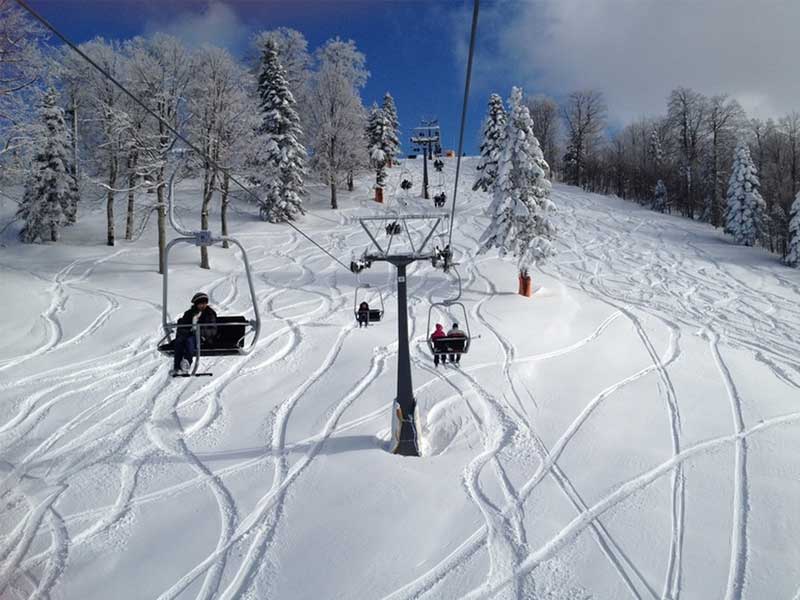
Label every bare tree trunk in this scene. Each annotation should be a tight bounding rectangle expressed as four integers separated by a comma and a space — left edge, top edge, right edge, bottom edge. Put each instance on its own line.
107, 155, 118, 246
221, 172, 230, 249
347, 170, 354, 191
125, 151, 138, 240
330, 179, 337, 209
711, 130, 719, 226
72, 94, 79, 183
157, 165, 166, 275
200, 165, 216, 269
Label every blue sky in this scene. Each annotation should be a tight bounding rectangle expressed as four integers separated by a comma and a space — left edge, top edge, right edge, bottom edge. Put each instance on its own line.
29, 0, 800, 152
32, 0, 493, 155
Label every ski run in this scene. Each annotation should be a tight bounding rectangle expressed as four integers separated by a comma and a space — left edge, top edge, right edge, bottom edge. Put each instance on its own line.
2, 157, 800, 599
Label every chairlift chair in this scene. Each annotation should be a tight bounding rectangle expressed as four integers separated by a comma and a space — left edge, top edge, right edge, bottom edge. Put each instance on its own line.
354, 283, 385, 325
427, 302, 471, 357
157, 166, 261, 377
426, 267, 471, 357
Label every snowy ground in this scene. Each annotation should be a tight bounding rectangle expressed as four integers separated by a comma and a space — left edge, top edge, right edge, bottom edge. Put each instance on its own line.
1, 158, 800, 600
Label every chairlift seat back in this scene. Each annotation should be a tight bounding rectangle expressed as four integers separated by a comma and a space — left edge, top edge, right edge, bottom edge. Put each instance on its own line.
356, 309, 383, 323
431, 335, 470, 355
158, 316, 248, 356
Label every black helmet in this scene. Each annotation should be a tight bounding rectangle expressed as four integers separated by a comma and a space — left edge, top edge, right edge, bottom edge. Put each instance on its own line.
192, 292, 209, 306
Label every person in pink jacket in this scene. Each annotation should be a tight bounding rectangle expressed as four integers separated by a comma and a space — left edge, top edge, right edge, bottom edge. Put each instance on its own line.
430, 323, 447, 367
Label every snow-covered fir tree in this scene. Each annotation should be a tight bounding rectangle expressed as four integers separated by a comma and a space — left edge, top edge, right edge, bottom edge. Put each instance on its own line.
478, 87, 556, 277
787, 192, 800, 267
653, 180, 668, 213
16, 88, 79, 243
649, 128, 664, 168
366, 104, 390, 188
256, 40, 307, 222
381, 92, 400, 165
473, 93, 507, 192
724, 140, 766, 247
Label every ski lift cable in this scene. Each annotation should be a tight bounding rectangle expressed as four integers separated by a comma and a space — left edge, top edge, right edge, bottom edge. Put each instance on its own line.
14, 0, 351, 273
447, 0, 480, 249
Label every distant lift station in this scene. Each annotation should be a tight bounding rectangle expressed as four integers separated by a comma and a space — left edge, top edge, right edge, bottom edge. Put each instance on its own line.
411, 119, 442, 200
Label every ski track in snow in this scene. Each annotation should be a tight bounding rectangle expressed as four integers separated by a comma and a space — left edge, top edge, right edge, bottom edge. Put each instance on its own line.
2, 163, 799, 599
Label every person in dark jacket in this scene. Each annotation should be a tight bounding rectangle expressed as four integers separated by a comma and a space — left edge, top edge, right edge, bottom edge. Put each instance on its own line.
447, 322, 466, 364
357, 301, 370, 328
172, 292, 217, 375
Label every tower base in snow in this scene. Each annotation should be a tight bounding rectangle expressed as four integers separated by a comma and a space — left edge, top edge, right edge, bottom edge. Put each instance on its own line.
391, 400, 420, 457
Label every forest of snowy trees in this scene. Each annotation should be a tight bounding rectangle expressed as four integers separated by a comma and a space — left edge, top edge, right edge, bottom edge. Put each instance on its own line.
534, 86, 800, 265
0, 1, 400, 265
3, 0, 799, 269
476, 84, 800, 268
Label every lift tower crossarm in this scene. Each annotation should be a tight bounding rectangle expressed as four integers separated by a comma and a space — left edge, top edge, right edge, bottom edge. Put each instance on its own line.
354, 214, 448, 456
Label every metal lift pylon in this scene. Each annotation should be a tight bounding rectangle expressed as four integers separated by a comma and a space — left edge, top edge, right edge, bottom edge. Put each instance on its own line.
351, 213, 450, 456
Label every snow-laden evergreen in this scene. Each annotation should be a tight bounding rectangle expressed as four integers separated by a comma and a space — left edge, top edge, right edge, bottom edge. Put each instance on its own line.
366, 104, 391, 188
649, 128, 664, 167
16, 88, 79, 243
724, 140, 766, 247
256, 40, 307, 222
788, 192, 800, 267
473, 93, 507, 192
381, 92, 401, 164
653, 179, 668, 213
478, 87, 555, 276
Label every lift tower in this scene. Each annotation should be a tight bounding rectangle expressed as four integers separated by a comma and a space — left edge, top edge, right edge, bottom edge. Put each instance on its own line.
352, 213, 449, 456
411, 120, 442, 200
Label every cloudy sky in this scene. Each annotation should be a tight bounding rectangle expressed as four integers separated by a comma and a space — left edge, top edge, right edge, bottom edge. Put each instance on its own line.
470, 0, 800, 128
30, 0, 800, 149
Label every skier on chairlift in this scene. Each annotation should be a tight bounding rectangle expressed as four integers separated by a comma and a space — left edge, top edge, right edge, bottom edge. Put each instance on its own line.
171, 292, 217, 376
430, 323, 448, 367
357, 301, 370, 328
448, 322, 466, 365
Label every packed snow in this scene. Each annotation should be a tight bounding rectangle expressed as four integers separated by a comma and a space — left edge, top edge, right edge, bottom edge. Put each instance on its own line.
1, 158, 800, 599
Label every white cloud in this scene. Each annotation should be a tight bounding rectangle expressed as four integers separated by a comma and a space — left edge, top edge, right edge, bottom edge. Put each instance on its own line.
480, 0, 800, 124
145, 1, 249, 51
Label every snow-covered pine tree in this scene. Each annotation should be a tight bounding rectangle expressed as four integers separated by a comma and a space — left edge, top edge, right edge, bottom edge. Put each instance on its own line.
473, 93, 506, 192
653, 180, 668, 213
478, 87, 556, 282
366, 104, 390, 188
787, 192, 800, 267
382, 92, 400, 166
724, 140, 766, 247
256, 40, 307, 222
649, 128, 664, 168
16, 88, 79, 243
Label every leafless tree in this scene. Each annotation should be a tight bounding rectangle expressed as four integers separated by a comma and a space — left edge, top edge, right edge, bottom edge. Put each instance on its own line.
704, 94, 745, 226
561, 90, 607, 187
667, 87, 708, 218
524, 94, 560, 176
126, 34, 194, 273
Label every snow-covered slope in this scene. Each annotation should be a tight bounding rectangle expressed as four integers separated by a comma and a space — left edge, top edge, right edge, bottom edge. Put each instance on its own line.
1, 158, 799, 599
